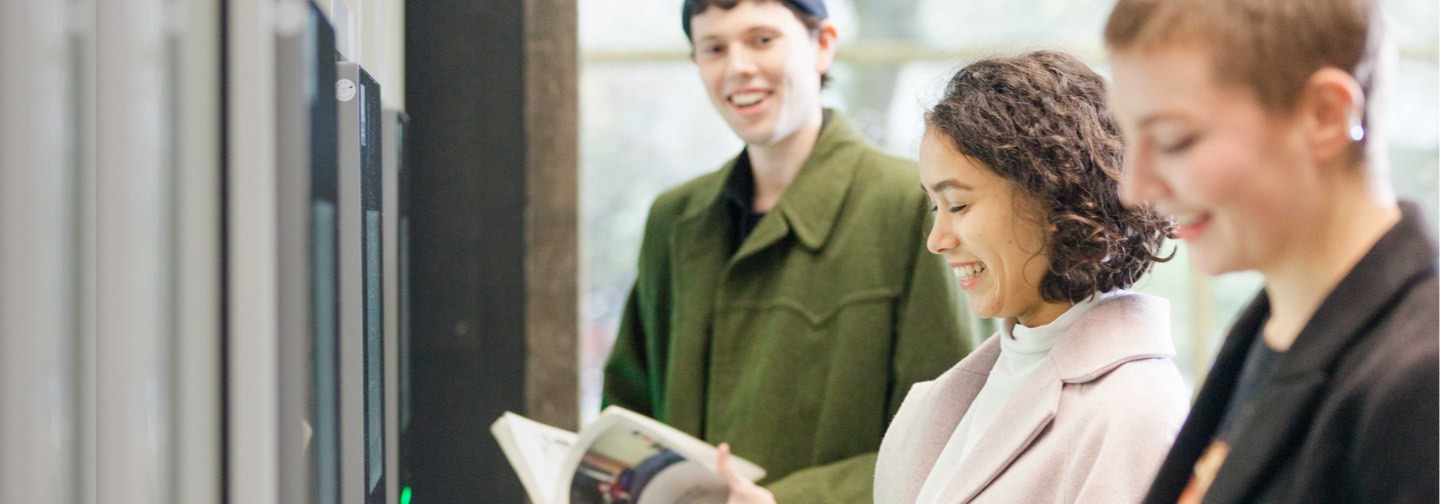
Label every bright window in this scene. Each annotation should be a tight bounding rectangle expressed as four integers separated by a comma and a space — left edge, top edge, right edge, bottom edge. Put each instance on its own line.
579, 0, 1440, 420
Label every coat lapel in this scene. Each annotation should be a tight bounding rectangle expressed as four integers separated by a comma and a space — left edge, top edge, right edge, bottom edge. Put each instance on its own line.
730, 112, 864, 264
902, 338, 1002, 496
728, 209, 791, 267
943, 361, 1062, 504
1203, 204, 1439, 503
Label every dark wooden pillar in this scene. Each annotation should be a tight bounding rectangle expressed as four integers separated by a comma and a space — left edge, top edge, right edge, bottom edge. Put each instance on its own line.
404, 0, 577, 500
523, 0, 580, 429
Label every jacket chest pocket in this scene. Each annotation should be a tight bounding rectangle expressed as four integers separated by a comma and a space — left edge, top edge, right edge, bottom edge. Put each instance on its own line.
719, 288, 896, 330
704, 289, 899, 432
710, 289, 898, 370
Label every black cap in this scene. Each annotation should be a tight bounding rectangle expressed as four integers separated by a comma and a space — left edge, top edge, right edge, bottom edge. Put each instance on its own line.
682, 0, 829, 40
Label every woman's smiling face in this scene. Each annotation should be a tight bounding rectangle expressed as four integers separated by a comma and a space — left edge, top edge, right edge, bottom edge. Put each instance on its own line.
920, 127, 1068, 327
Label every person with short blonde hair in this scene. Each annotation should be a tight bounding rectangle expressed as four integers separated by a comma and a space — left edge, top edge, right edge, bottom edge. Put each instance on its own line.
1104, 0, 1438, 502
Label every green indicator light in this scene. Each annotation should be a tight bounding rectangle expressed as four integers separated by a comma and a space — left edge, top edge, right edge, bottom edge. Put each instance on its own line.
401, 486, 412, 504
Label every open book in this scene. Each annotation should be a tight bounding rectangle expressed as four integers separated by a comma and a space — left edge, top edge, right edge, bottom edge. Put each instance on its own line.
490, 406, 766, 504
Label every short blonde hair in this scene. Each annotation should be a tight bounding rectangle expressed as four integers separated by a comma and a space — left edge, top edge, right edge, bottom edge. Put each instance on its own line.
1105, 0, 1389, 156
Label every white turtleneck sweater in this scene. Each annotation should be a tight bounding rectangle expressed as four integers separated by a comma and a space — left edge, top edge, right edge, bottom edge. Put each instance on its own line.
913, 291, 1121, 504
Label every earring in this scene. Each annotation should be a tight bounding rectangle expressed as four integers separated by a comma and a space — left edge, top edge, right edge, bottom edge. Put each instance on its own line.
1348, 122, 1365, 142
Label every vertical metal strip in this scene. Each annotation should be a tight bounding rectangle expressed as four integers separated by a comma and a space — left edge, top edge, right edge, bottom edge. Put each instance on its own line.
336, 61, 366, 504
95, 0, 175, 500
226, 0, 280, 502
72, 1, 99, 502
172, 0, 223, 501
381, 108, 401, 504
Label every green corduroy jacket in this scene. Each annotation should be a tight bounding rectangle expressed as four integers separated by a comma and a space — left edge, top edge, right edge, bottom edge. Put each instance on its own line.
603, 112, 990, 502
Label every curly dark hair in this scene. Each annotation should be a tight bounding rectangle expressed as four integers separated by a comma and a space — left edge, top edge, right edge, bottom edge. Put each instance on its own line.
926, 50, 1173, 303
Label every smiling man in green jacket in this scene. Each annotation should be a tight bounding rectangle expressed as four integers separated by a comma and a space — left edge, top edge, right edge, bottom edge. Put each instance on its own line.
601, 0, 988, 501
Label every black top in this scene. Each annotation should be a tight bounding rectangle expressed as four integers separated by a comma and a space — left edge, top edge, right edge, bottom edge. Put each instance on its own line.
1143, 202, 1440, 504
722, 153, 766, 254
1214, 330, 1282, 438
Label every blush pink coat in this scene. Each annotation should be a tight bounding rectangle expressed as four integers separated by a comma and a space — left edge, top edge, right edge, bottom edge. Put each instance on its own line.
874, 293, 1190, 504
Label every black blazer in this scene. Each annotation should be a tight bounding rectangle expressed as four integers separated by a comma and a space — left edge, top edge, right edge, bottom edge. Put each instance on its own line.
1145, 202, 1439, 504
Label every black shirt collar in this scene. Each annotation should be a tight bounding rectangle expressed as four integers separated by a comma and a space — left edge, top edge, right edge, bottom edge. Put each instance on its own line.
721, 110, 835, 252
722, 153, 764, 253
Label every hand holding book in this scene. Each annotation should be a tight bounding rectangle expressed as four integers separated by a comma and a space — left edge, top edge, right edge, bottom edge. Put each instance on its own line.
716, 443, 776, 504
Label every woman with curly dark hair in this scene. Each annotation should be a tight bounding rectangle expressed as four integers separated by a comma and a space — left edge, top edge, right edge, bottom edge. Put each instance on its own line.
865, 50, 1189, 504
717, 50, 1189, 504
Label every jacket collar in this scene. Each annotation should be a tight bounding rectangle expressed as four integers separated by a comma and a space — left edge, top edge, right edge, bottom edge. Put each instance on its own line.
939, 292, 1174, 503
677, 110, 867, 258
1201, 201, 1439, 503
955, 293, 1175, 379
1051, 293, 1176, 383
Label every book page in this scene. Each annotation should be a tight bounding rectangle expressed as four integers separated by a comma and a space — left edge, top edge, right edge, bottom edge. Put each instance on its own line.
492, 412, 578, 504
605, 407, 765, 481
558, 407, 765, 504
565, 421, 728, 504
